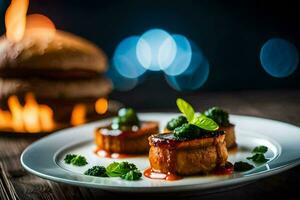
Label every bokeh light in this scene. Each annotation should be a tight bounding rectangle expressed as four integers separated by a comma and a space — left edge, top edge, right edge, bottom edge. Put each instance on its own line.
106, 63, 138, 91
260, 38, 299, 78
95, 98, 108, 114
163, 34, 192, 76
136, 29, 177, 71
113, 36, 146, 78
110, 29, 211, 92
165, 41, 209, 91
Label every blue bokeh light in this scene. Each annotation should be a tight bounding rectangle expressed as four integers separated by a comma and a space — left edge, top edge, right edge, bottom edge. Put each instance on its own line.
163, 34, 192, 76
106, 63, 138, 91
165, 41, 209, 91
260, 38, 299, 78
136, 29, 177, 71
110, 29, 212, 91
113, 36, 146, 78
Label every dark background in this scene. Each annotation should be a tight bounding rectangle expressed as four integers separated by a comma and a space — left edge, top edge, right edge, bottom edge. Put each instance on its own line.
0, 0, 299, 108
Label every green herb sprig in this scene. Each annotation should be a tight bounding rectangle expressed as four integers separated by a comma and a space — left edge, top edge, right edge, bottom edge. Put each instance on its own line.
64, 154, 76, 164
121, 169, 142, 181
234, 145, 269, 172
84, 166, 107, 177
166, 116, 188, 131
64, 154, 88, 166
106, 162, 142, 180
84, 162, 142, 181
204, 107, 230, 126
106, 161, 137, 177
112, 108, 140, 130
247, 145, 269, 163
252, 146, 268, 154
176, 98, 219, 131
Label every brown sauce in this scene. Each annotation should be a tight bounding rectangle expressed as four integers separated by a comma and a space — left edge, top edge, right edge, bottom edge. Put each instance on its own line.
151, 131, 225, 147
144, 162, 233, 181
213, 162, 234, 175
143, 167, 182, 181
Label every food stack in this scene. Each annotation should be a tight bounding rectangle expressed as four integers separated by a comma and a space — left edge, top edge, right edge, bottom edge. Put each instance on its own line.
0, 30, 113, 129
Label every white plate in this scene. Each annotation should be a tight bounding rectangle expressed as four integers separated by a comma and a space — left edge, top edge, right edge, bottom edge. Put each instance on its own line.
21, 113, 300, 193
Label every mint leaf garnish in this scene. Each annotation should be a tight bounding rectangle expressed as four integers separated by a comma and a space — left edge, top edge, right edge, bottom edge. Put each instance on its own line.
106, 162, 138, 177
175, 98, 219, 131
190, 113, 219, 131
176, 98, 195, 122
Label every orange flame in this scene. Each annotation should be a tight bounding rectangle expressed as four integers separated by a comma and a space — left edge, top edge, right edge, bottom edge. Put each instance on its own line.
0, 109, 12, 129
1, 95, 108, 132
5, 0, 56, 42
8, 95, 24, 131
5, 0, 29, 42
39, 105, 55, 132
0, 93, 56, 133
95, 98, 108, 114
22, 93, 42, 133
71, 104, 87, 126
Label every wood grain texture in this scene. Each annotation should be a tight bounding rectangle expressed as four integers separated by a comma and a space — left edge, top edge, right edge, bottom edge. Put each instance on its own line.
0, 89, 299, 200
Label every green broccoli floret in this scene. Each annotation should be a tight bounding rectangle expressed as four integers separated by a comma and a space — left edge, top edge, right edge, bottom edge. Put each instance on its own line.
173, 123, 201, 140
71, 155, 88, 166
64, 154, 76, 164
111, 108, 140, 130
121, 169, 142, 181
84, 166, 107, 177
64, 154, 88, 166
106, 162, 142, 180
204, 107, 230, 126
106, 161, 138, 177
82, 161, 142, 181
166, 116, 188, 130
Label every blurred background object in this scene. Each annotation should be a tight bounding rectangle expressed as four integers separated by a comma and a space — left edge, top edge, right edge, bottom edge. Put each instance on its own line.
0, 0, 299, 113
0, 0, 122, 134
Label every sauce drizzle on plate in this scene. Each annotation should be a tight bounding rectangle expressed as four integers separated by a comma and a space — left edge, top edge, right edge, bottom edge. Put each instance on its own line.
144, 167, 182, 181
144, 162, 233, 181
213, 162, 234, 175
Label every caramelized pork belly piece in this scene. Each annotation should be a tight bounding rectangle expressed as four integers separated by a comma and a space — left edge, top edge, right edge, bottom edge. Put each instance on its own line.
148, 132, 228, 175
219, 124, 236, 149
95, 121, 159, 154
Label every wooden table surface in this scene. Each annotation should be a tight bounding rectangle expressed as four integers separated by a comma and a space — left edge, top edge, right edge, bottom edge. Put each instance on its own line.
1, 89, 300, 200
